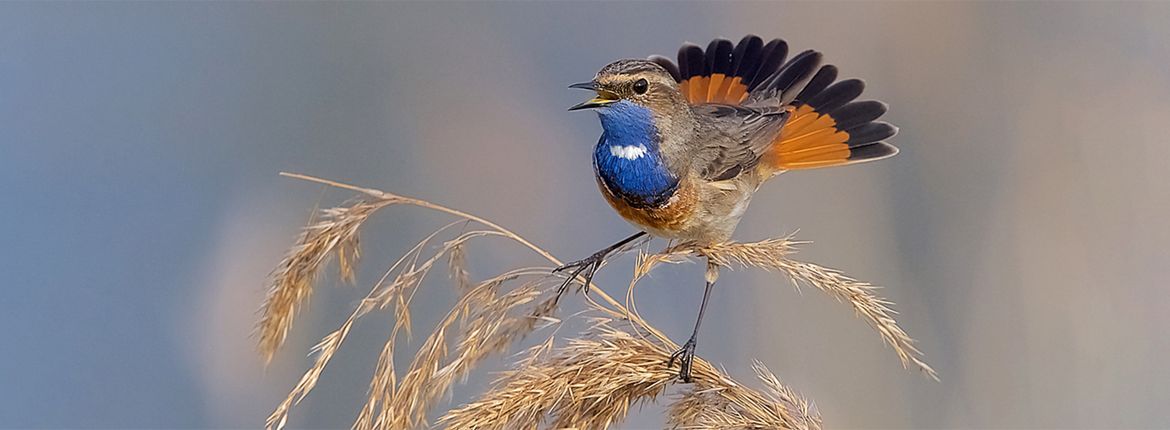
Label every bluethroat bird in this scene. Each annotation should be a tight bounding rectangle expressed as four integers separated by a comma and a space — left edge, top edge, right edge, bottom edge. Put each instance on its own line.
557, 35, 898, 382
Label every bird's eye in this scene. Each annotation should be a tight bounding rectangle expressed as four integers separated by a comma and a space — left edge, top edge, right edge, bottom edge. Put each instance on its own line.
633, 78, 648, 95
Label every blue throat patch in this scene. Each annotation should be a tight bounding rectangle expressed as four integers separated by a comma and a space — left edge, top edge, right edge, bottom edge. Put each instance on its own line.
593, 100, 678, 208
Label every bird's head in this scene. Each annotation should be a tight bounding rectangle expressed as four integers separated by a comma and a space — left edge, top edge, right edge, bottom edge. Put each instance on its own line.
569, 59, 690, 114
570, 59, 694, 143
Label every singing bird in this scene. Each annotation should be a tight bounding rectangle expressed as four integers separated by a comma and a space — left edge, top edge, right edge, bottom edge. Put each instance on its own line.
557, 35, 898, 382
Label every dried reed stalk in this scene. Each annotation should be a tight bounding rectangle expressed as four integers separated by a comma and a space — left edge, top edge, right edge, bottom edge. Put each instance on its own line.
641, 237, 938, 381
258, 172, 933, 430
258, 197, 398, 364
666, 360, 819, 430
439, 319, 820, 430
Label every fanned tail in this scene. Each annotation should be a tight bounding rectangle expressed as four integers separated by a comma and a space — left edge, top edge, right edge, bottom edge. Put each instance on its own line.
649, 35, 899, 175
760, 66, 898, 173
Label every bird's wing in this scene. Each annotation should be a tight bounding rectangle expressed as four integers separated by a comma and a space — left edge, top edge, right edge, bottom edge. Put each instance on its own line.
690, 103, 788, 182
651, 35, 899, 174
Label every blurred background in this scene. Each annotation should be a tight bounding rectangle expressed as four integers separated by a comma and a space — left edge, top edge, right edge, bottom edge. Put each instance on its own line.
3, 2, 1169, 428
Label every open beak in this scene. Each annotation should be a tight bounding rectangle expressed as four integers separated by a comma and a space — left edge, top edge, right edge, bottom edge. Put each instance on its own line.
568, 81, 618, 111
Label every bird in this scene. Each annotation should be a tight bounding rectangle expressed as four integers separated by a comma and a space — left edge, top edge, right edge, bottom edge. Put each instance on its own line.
556, 35, 899, 382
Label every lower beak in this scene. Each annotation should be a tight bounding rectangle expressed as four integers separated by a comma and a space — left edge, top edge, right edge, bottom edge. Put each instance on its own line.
568, 81, 618, 111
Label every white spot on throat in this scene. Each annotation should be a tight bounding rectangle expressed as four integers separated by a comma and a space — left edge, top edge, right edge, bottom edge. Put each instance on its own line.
609, 144, 648, 160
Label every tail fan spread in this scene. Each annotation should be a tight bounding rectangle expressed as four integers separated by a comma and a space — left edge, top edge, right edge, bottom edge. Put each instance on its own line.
651, 35, 899, 173
650, 36, 797, 105
762, 76, 898, 171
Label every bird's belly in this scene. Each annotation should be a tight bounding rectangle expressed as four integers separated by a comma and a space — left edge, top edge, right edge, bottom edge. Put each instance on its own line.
598, 175, 693, 238
598, 177, 750, 244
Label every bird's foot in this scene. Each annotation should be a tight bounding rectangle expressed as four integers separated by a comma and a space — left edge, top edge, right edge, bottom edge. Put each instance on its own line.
667, 337, 698, 383
552, 249, 608, 298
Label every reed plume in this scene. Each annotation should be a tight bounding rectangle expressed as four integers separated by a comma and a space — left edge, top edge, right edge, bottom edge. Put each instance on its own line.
257, 172, 934, 429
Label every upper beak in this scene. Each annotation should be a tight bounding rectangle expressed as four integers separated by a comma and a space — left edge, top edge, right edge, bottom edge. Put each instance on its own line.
568, 81, 618, 111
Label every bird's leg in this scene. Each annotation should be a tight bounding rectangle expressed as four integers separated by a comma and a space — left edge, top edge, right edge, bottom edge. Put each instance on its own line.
552, 231, 647, 298
668, 258, 719, 383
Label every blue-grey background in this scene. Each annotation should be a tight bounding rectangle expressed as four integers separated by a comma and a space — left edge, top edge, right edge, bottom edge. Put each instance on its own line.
3, 2, 1169, 428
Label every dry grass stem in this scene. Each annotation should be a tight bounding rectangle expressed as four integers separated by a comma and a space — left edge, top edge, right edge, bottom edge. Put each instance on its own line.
666, 361, 820, 430
259, 172, 933, 430
439, 319, 821, 430
258, 197, 398, 364
642, 237, 939, 381
356, 269, 560, 430
266, 220, 468, 429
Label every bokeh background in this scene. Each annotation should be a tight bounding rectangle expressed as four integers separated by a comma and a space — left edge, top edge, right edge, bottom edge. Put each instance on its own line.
4, 2, 1169, 428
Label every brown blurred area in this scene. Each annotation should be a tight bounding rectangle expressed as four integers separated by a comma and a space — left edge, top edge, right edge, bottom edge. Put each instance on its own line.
4, 2, 1168, 428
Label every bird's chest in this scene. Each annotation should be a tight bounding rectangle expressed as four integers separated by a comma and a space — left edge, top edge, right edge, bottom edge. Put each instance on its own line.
592, 106, 679, 208
593, 132, 696, 236
591, 101, 697, 236
593, 140, 678, 207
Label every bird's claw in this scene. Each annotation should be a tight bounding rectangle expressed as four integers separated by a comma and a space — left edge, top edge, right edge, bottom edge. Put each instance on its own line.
667, 338, 698, 383
552, 250, 607, 297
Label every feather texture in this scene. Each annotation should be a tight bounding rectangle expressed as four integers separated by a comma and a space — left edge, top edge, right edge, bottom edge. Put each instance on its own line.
649, 35, 898, 173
